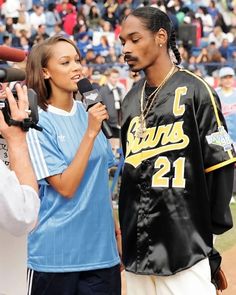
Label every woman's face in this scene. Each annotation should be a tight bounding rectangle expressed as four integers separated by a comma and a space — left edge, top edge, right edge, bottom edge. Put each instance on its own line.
43, 41, 82, 94
119, 15, 160, 73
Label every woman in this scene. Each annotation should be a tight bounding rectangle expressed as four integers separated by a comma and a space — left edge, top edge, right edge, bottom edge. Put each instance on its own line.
25, 35, 121, 295
118, 6, 235, 295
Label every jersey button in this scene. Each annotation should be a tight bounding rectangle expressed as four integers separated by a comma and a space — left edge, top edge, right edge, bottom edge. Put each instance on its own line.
141, 182, 148, 190
141, 160, 151, 170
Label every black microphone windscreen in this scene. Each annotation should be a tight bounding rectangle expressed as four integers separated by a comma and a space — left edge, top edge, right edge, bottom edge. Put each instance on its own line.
77, 78, 93, 94
0, 46, 26, 62
0, 67, 26, 82
77, 78, 113, 139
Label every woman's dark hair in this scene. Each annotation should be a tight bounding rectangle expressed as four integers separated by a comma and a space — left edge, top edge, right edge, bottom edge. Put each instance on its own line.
129, 7, 181, 65
26, 35, 81, 111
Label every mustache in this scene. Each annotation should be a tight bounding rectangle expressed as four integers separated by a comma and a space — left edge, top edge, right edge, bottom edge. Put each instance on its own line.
124, 54, 138, 62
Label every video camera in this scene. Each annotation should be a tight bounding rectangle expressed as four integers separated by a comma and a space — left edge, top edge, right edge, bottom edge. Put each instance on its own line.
0, 88, 42, 132
0, 67, 42, 132
0, 46, 42, 132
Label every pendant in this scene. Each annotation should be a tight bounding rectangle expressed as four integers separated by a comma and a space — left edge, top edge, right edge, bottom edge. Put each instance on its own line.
135, 116, 146, 138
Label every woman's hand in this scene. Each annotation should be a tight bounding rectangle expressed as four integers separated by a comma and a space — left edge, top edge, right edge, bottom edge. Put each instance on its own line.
86, 102, 109, 138
115, 227, 125, 271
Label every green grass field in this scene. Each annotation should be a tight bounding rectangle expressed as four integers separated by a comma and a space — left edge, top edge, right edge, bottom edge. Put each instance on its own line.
215, 203, 236, 253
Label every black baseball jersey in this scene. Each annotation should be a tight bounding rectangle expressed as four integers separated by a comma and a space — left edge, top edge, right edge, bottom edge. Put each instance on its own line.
119, 68, 236, 276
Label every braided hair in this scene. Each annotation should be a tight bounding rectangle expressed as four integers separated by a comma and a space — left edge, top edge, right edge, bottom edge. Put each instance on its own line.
130, 7, 181, 65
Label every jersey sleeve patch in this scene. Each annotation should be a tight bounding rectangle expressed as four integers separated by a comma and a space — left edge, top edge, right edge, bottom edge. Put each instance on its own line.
206, 126, 233, 152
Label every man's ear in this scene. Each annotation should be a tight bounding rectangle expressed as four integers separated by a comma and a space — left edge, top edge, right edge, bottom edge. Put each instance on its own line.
42, 68, 50, 79
155, 28, 168, 47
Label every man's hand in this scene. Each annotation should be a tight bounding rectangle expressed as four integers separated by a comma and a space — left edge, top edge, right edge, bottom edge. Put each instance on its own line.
0, 84, 29, 142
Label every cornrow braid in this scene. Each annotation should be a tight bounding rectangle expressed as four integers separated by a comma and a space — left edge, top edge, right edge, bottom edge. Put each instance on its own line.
169, 29, 181, 65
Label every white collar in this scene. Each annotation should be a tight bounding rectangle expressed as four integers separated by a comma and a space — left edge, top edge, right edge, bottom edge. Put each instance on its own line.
47, 100, 77, 116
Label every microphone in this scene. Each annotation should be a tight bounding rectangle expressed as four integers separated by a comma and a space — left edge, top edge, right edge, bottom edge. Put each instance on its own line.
0, 67, 26, 82
0, 46, 26, 62
77, 78, 113, 139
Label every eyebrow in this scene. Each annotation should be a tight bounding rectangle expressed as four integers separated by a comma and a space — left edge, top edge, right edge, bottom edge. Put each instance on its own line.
119, 32, 140, 41
58, 54, 80, 59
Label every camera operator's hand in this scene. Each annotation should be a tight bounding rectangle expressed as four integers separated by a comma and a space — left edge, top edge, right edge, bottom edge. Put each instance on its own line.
0, 83, 39, 236
0, 83, 38, 191
0, 84, 29, 142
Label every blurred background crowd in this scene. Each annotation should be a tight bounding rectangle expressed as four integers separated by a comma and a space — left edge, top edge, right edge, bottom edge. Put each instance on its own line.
0, 0, 236, 200
0, 0, 235, 88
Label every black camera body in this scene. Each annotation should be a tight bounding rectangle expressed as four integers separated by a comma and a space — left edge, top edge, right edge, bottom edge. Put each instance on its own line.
0, 88, 42, 132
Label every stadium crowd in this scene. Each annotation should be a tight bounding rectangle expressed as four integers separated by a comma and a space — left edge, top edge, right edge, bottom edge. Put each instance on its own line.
0, 0, 235, 88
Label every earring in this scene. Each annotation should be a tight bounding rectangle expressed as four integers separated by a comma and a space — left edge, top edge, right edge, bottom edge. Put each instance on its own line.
159, 44, 163, 48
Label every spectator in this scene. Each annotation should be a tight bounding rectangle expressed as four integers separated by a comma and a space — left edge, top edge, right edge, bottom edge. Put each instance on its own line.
29, 4, 46, 33
1, 0, 21, 23
76, 32, 92, 58
207, 0, 219, 23
82, 0, 98, 17
13, 9, 31, 39
195, 5, 214, 37
178, 44, 189, 67
103, 4, 117, 29
89, 68, 104, 89
208, 26, 227, 48
195, 46, 211, 64
206, 41, 224, 75
45, 2, 61, 36
117, 0, 135, 20
63, 6, 77, 36
56, 0, 73, 21
216, 66, 236, 202
214, 11, 229, 34
99, 68, 125, 153
228, 4, 236, 29
0, 21, 5, 44
94, 53, 106, 65
5, 16, 14, 35
219, 38, 235, 60
51, 22, 68, 37
106, 46, 118, 64
93, 34, 110, 58
18, 33, 30, 51
84, 48, 96, 64
29, 24, 49, 48
216, 67, 236, 145
87, 5, 102, 30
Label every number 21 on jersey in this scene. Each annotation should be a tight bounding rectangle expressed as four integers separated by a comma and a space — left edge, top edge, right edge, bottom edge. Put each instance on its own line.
152, 156, 186, 188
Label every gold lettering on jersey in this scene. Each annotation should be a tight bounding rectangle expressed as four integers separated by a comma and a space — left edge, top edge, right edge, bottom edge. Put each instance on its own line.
173, 86, 187, 116
125, 117, 189, 168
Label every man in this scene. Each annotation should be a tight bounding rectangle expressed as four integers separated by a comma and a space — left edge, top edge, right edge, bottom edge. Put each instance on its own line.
118, 6, 235, 295
99, 68, 126, 153
216, 66, 236, 146
0, 83, 39, 295
216, 66, 236, 202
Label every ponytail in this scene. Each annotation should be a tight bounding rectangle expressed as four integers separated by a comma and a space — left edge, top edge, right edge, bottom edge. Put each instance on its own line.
169, 30, 181, 65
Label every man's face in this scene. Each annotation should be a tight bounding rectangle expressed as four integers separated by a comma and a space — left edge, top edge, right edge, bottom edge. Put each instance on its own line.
221, 75, 234, 89
108, 73, 119, 87
119, 15, 160, 73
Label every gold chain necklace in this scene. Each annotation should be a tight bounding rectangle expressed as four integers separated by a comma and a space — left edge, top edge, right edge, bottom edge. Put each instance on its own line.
135, 65, 176, 138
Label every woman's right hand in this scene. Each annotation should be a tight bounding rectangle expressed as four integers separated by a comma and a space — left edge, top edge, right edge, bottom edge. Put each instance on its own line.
86, 102, 109, 138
